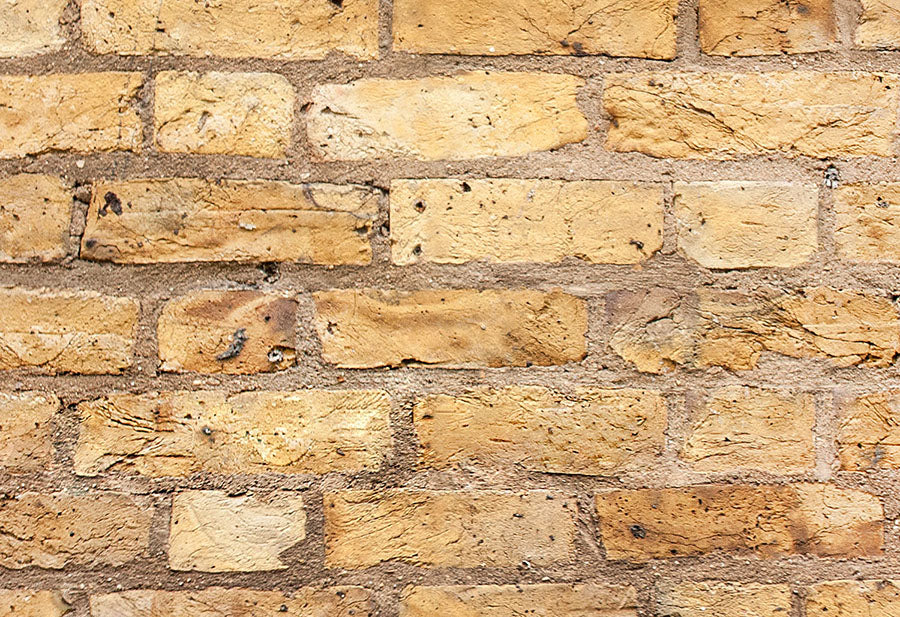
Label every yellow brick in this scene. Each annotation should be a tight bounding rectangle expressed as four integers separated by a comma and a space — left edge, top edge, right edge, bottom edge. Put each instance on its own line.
82, 0, 378, 59
657, 582, 792, 617
0, 287, 138, 374
0, 492, 152, 569
699, 0, 836, 55
604, 72, 898, 159
401, 584, 637, 617
391, 179, 663, 265
0, 0, 68, 56
168, 491, 306, 572
325, 490, 576, 568
0, 392, 58, 472
81, 178, 377, 264
607, 287, 900, 373
393, 0, 677, 58
75, 390, 391, 476
0, 590, 69, 617
314, 289, 587, 368
834, 184, 900, 262
808, 580, 900, 617
157, 290, 297, 374
0, 175, 71, 263
154, 71, 293, 158
595, 483, 882, 561
414, 386, 665, 475
856, 0, 900, 49
681, 386, 815, 472
837, 391, 900, 470
0, 73, 142, 159
308, 72, 587, 161
674, 181, 818, 268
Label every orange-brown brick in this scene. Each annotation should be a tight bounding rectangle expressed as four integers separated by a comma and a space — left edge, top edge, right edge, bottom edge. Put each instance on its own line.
325, 490, 576, 568
313, 289, 587, 368
0, 590, 69, 617
856, 0, 900, 49
657, 582, 792, 617
595, 483, 883, 561
0, 392, 58, 472
807, 580, 900, 617
0, 0, 68, 56
834, 184, 900, 263
0, 175, 71, 263
837, 390, 900, 470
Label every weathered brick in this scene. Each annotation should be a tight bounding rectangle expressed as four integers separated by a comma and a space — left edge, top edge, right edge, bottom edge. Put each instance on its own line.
81, 179, 378, 265
314, 289, 587, 368
674, 181, 818, 268
92, 587, 370, 617
837, 391, 900, 470
681, 386, 815, 473
401, 584, 637, 617
0, 590, 69, 617
657, 582, 792, 617
0, 0, 67, 57
698, 0, 836, 56
0, 392, 58, 472
325, 490, 576, 567
157, 290, 297, 374
0, 73, 142, 159
834, 184, 900, 262
0, 288, 138, 374
82, 0, 378, 59
607, 287, 900, 373
308, 72, 587, 161
168, 491, 306, 572
393, 0, 677, 58
75, 390, 391, 476
856, 0, 900, 49
0, 175, 71, 263
604, 72, 898, 159
391, 179, 663, 265
0, 492, 152, 569
414, 386, 665, 475
807, 580, 900, 617
595, 483, 883, 561
154, 71, 293, 158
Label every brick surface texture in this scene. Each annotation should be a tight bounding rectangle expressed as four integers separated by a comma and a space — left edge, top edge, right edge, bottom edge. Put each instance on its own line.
1, 1, 899, 615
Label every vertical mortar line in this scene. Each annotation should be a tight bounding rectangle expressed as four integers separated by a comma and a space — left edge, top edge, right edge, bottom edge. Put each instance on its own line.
369, 185, 393, 267
290, 79, 313, 175
813, 388, 838, 482
378, 0, 393, 59
386, 389, 421, 488
834, 0, 863, 48
133, 292, 163, 380
661, 179, 678, 257
678, 0, 702, 64
818, 165, 840, 270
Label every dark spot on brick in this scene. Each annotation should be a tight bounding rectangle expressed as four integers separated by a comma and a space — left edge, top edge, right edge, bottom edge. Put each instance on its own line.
461, 182, 472, 192
216, 328, 248, 361
414, 201, 426, 212
84, 239, 97, 249
630, 239, 644, 250
329, 0, 343, 7
100, 192, 122, 216
630, 524, 647, 539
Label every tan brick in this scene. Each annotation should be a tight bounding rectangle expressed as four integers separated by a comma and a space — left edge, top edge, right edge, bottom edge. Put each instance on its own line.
75, 390, 391, 476
325, 490, 576, 568
699, 0, 836, 56
308, 72, 587, 161
314, 289, 587, 368
674, 182, 818, 268
0, 392, 58, 472
595, 483, 883, 561
837, 391, 900, 470
0, 73, 142, 159
834, 184, 900, 263
414, 386, 665, 475
393, 0, 677, 58
158, 290, 296, 374
81, 179, 378, 265
604, 72, 898, 159
0, 175, 71, 263
92, 587, 369, 617
657, 582, 792, 617
0, 492, 152, 569
82, 0, 378, 59
0, 288, 138, 374
607, 287, 900, 373
856, 0, 900, 49
0, 0, 67, 57
401, 584, 637, 617
391, 179, 663, 265
154, 71, 293, 158
681, 386, 815, 473
0, 590, 70, 617
168, 490, 306, 572
808, 580, 900, 617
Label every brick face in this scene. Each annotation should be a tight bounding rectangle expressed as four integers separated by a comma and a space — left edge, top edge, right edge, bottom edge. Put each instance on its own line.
834, 184, 900, 262
856, 0, 900, 49
0, 392, 58, 472
657, 582, 792, 617
807, 580, 900, 617
0, 175, 71, 263
837, 391, 900, 470
0, 590, 69, 617
0, 0, 67, 57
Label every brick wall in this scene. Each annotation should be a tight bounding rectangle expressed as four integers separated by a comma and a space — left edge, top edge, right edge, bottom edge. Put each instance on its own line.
2, 1, 900, 616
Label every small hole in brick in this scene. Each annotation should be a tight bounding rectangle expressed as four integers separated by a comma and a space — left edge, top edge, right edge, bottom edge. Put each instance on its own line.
414, 201, 426, 212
